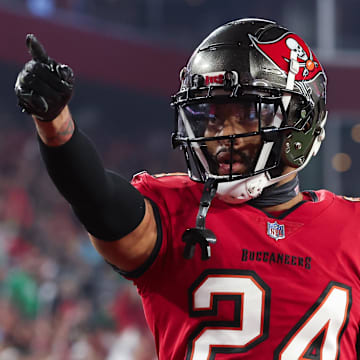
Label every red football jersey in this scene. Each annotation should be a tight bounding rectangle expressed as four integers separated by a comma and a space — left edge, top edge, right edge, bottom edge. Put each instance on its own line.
126, 172, 360, 360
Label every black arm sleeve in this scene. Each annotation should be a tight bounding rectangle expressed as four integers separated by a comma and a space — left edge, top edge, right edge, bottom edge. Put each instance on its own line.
38, 125, 145, 241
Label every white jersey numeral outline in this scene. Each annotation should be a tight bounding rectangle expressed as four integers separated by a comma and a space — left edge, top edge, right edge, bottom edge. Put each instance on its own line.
186, 270, 271, 359
274, 282, 351, 360
186, 270, 351, 360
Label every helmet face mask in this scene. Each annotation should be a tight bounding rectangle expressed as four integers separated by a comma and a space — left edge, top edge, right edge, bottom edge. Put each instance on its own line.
172, 18, 327, 199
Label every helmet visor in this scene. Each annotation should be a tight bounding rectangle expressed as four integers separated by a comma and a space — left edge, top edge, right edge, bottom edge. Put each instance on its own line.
179, 100, 278, 138
177, 99, 283, 178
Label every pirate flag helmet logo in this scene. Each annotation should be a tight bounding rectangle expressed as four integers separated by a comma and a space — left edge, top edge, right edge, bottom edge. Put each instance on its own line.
249, 32, 323, 83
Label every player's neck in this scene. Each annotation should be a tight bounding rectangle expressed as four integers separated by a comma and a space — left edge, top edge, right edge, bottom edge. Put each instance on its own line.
261, 191, 304, 213
248, 170, 301, 211
262, 168, 303, 213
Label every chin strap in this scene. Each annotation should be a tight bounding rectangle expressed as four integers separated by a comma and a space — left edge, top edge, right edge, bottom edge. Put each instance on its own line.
182, 178, 218, 260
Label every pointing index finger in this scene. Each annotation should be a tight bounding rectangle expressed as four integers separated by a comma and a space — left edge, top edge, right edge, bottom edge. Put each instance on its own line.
26, 34, 50, 64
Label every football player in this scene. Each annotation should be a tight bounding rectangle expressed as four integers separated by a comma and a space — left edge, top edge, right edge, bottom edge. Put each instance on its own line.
15, 18, 360, 359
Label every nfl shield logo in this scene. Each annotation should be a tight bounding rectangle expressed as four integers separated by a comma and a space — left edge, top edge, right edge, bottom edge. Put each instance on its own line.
267, 221, 285, 241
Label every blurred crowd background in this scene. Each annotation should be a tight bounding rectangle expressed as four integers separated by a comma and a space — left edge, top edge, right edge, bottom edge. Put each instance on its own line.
0, 0, 359, 359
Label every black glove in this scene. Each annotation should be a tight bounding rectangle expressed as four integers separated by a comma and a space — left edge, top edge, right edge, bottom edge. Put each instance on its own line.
14, 34, 74, 121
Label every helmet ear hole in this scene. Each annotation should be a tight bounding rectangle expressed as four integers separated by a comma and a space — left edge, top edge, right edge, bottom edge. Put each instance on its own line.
281, 102, 323, 169
303, 119, 312, 133
303, 104, 320, 134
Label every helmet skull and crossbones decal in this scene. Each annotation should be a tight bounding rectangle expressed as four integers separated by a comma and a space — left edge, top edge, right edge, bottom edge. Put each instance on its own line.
249, 32, 322, 82
285, 37, 319, 77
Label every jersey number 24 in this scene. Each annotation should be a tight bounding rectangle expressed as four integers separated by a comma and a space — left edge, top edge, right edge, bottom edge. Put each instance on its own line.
186, 269, 351, 360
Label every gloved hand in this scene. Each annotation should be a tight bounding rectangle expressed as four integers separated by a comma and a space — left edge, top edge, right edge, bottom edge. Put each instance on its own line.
14, 34, 74, 121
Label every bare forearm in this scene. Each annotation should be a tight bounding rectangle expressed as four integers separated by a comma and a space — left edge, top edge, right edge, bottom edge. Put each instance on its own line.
33, 106, 75, 147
